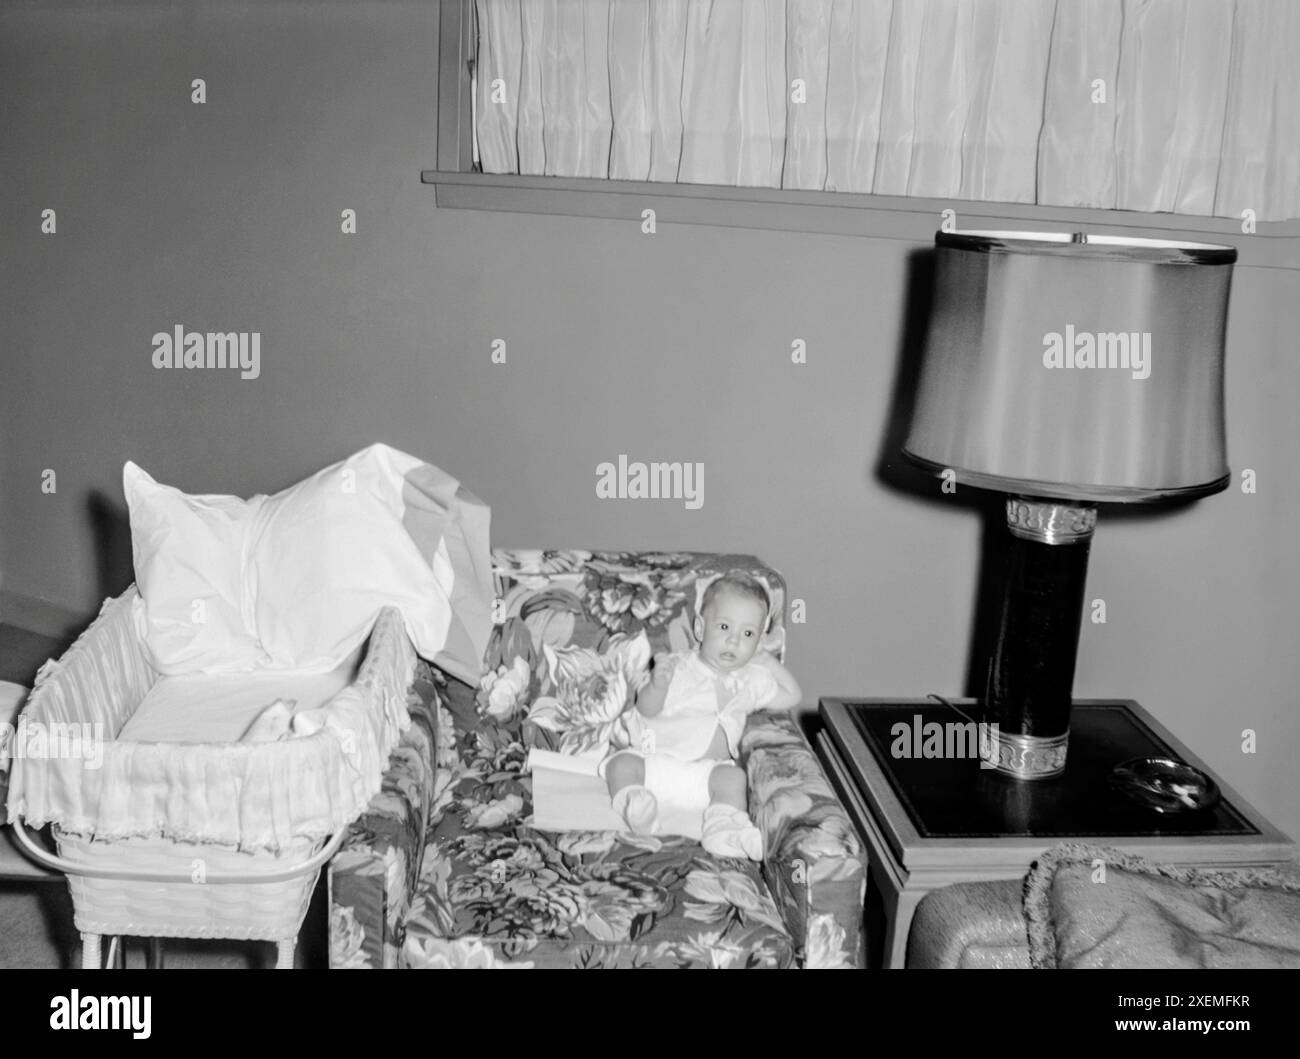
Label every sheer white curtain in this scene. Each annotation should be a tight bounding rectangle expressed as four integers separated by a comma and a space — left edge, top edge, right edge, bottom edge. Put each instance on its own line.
473, 0, 1300, 221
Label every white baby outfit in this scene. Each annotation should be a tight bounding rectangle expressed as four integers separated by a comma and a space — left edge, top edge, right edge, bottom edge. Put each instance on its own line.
637, 650, 780, 762
609, 650, 780, 857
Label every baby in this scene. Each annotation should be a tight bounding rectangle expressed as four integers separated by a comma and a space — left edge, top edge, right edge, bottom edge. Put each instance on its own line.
603, 572, 801, 859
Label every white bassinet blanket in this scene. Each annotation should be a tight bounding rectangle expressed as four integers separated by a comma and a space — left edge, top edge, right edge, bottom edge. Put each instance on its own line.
6, 592, 416, 852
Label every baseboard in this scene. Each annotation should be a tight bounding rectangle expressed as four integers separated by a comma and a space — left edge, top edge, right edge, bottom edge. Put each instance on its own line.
0, 590, 89, 641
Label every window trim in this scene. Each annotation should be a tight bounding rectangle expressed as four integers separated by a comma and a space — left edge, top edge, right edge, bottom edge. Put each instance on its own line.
436, 0, 474, 174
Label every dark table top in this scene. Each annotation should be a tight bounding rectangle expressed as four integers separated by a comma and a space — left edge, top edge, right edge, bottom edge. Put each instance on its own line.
823, 699, 1259, 841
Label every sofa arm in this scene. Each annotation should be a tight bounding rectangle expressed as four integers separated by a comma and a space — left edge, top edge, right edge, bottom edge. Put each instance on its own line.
328, 662, 441, 969
743, 710, 869, 968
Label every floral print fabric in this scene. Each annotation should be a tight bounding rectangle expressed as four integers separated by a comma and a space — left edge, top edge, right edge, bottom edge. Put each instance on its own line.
331, 550, 867, 968
328, 663, 441, 968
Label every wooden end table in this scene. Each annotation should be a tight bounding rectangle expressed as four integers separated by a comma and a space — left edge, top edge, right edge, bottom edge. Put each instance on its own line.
816, 697, 1295, 969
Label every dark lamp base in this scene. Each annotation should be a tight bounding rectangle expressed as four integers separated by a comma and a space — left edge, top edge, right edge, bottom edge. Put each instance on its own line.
984, 497, 1096, 780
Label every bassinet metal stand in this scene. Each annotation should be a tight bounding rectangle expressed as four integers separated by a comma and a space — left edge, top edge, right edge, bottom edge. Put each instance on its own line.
11, 821, 348, 969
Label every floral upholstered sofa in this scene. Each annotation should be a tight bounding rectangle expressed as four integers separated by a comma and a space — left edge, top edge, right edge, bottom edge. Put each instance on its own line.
328, 550, 867, 969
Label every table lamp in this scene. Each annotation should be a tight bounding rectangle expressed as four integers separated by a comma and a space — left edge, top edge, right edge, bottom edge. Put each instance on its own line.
902, 230, 1236, 780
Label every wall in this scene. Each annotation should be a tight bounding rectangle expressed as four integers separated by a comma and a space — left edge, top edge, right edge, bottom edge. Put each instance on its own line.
2, 1, 1297, 840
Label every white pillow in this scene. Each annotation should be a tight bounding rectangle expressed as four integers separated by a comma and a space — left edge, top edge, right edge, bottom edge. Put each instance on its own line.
123, 462, 267, 674
247, 445, 457, 671
125, 445, 466, 675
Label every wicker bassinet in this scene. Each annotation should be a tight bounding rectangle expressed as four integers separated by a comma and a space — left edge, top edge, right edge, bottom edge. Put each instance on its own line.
5, 589, 416, 968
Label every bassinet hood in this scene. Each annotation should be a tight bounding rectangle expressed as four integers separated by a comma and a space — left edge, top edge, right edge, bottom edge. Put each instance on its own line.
123, 443, 493, 683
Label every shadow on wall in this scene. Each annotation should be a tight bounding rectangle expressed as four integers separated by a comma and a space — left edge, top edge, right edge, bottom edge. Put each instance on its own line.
871, 247, 1004, 699
89, 491, 133, 604
873, 246, 938, 503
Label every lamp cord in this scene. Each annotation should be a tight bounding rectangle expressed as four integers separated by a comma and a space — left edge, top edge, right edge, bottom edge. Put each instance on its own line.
926, 693, 984, 727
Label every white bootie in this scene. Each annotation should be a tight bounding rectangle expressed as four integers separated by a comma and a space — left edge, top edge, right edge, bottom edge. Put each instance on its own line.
700, 803, 763, 860
612, 784, 659, 835
240, 699, 295, 742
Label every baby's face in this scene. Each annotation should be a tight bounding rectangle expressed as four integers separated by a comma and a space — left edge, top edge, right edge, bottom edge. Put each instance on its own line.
696, 590, 766, 673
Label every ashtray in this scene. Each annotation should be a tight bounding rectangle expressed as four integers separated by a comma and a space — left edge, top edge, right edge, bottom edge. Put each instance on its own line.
1109, 757, 1220, 814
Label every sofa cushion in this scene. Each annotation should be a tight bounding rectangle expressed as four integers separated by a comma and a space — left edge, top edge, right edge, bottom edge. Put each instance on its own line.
403, 828, 794, 968
522, 632, 650, 759
1025, 843, 1300, 969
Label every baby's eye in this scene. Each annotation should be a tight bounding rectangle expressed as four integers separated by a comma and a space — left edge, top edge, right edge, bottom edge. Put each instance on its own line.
718, 622, 729, 630
744, 630, 754, 637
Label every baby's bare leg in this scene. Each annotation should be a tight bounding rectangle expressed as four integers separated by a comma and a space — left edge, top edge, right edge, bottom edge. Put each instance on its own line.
606, 752, 657, 834
703, 747, 762, 860
704, 726, 745, 809
605, 751, 646, 796
708, 763, 747, 812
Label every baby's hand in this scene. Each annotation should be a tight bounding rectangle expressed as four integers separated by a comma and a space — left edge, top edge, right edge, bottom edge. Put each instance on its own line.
648, 653, 676, 689
635, 654, 675, 718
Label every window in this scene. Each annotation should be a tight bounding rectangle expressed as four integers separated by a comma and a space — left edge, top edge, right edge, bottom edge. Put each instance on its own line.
426, 0, 1300, 270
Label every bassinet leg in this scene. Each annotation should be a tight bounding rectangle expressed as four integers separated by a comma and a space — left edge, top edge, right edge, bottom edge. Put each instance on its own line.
81, 933, 102, 969
146, 937, 165, 969
275, 939, 295, 969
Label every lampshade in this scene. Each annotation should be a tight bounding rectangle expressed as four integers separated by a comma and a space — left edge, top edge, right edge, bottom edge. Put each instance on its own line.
903, 231, 1237, 502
